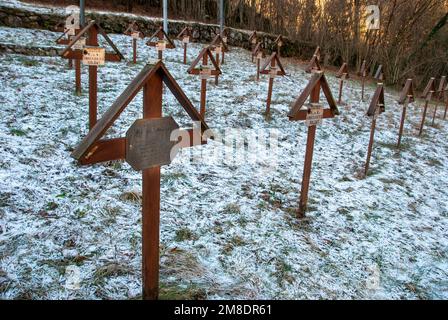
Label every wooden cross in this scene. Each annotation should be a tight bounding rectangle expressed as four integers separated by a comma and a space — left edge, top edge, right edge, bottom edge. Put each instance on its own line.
305, 48, 322, 74
56, 28, 82, 89
60, 21, 124, 130
259, 52, 286, 115
71, 61, 211, 300
432, 76, 446, 125
187, 47, 222, 117
124, 22, 145, 64
249, 31, 258, 62
419, 77, 436, 136
335, 63, 350, 105
210, 33, 229, 67
288, 71, 340, 217
176, 27, 192, 65
396, 79, 415, 149
275, 35, 284, 57
364, 83, 385, 177
146, 26, 176, 60
251, 43, 265, 81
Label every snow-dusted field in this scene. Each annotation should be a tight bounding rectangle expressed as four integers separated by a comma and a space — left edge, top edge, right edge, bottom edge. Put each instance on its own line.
0, 22, 447, 300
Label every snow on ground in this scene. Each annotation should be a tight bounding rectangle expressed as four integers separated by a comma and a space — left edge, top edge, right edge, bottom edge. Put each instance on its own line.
0, 24, 447, 300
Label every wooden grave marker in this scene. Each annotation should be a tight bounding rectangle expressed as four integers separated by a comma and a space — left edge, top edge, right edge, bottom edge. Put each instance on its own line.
335, 63, 350, 105
252, 43, 265, 81
124, 22, 145, 64
287, 71, 340, 217
61, 21, 124, 130
221, 27, 230, 45
177, 26, 192, 65
358, 60, 368, 101
396, 79, 415, 148
71, 61, 211, 300
187, 47, 222, 117
275, 35, 284, 57
56, 27, 82, 84
249, 31, 258, 62
432, 76, 446, 125
260, 52, 286, 115
210, 33, 229, 80
364, 83, 385, 177
305, 48, 322, 73
418, 77, 436, 136
146, 26, 176, 60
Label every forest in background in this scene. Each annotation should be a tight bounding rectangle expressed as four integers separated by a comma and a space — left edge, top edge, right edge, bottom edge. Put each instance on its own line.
28, 0, 448, 90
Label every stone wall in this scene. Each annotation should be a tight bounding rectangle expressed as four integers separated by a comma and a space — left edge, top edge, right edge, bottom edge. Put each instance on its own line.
0, 3, 316, 59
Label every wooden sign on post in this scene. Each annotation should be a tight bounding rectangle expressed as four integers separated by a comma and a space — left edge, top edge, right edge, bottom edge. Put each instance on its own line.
275, 35, 284, 57
61, 21, 124, 130
146, 26, 176, 60
177, 27, 192, 65
249, 31, 258, 62
396, 79, 415, 149
418, 77, 436, 136
305, 48, 322, 73
432, 76, 446, 125
364, 83, 385, 177
335, 63, 350, 105
56, 28, 82, 89
260, 52, 286, 115
124, 22, 145, 64
252, 43, 265, 81
358, 60, 368, 101
288, 71, 340, 217
187, 47, 222, 117
71, 61, 211, 300
210, 33, 229, 66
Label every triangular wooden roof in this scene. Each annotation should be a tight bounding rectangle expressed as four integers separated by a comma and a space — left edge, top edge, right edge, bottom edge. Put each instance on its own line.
374, 65, 383, 80
398, 79, 415, 104
421, 78, 436, 98
437, 76, 447, 93
288, 71, 339, 121
275, 35, 284, 44
305, 54, 322, 73
187, 47, 222, 76
260, 52, 286, 76
146, 26, 176, 49
60, 20, 124, 61
72, 60, 210, 162
210, 34, 229, 52
367, 84, 385, 116
124, 21, 144, 38
177, 26, 192, 39
336, 63, 350, 79
249, 31, 258, 42
251, 42, 264, 57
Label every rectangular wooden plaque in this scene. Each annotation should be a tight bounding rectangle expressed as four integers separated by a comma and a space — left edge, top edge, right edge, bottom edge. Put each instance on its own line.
82, 47, 105, 66
306, 104, 324, 127
156, 40, 166, 51
182, 36, 190, 43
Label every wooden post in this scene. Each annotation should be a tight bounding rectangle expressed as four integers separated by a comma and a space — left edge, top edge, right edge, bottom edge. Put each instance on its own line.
158, 49, 163, 60
364, 116, 377, 177
200, 54, 208, 117
69, 59, 73, 69
75, 59, 81, 95
432, 98, 439, 126
141, 70, 163, 301
419, 92, 433, 136
397, 96, 410, 148
88, 26, 98, 130
266, 59, 275, 114
298, 82, 320, 217
215, 51, 220, 86
444, 99, 448, 120
133, 38, 137, 64
256, 56, 260, 81
183, 42, 187, 65
338, 76, 344, 105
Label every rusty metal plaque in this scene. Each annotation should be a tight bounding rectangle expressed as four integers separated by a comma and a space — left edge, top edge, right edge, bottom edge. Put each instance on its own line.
126, 117, 180, 171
